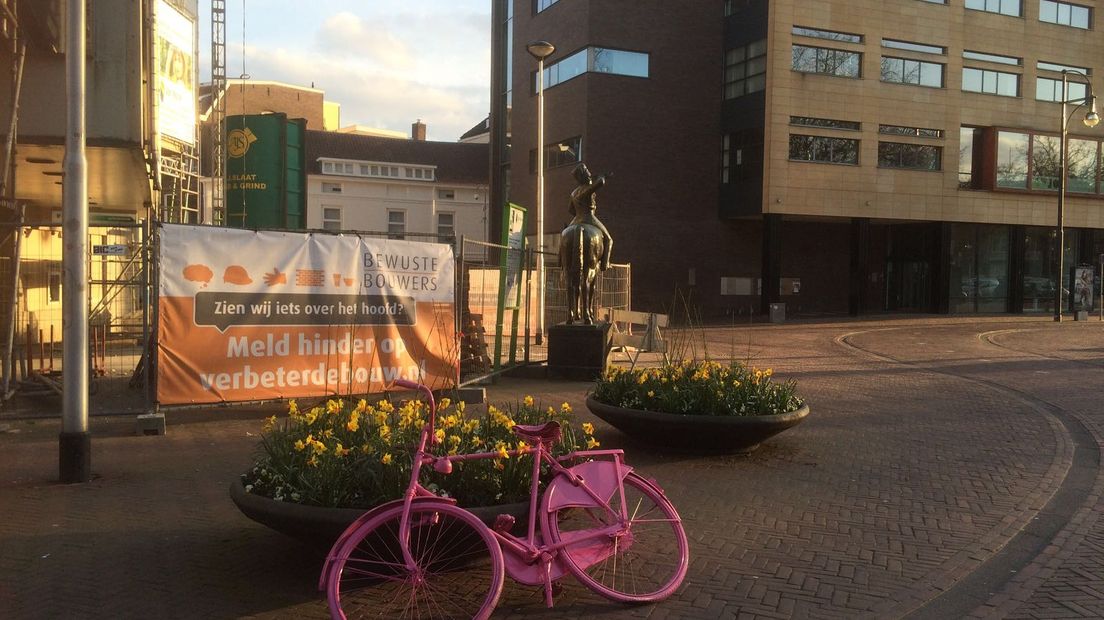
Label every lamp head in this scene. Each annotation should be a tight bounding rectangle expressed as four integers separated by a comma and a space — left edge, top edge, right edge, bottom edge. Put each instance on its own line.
1084, 95, 1101, 127
526, 40, 556, 61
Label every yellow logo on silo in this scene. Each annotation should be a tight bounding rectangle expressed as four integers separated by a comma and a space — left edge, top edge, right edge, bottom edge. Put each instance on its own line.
228, 127, 258, 158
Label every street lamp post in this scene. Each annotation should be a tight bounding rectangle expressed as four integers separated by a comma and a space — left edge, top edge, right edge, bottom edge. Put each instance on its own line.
1055, 69, 1100, 322
527, 40, 555, 345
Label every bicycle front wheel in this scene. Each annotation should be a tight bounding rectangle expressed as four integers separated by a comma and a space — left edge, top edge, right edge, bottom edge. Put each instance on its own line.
326, 502, 504, 620
546, 471, 688, 603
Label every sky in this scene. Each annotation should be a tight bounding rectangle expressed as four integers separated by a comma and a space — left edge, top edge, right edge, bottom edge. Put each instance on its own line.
196, 0, 493, 142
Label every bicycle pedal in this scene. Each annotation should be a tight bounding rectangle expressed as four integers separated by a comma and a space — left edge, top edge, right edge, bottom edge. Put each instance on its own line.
493, 514, 515, 533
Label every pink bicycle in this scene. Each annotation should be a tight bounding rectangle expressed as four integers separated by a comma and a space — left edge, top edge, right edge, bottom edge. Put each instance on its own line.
319, 378, 689, 618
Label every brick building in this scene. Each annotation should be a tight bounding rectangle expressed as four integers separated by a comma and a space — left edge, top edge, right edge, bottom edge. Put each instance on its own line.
504, 0, 1104, 318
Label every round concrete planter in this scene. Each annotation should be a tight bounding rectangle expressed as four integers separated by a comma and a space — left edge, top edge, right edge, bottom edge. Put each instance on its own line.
585, 396, 809, 454
230, 478, 528, 550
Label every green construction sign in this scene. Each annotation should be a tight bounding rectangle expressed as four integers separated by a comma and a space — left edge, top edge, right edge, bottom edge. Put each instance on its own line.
224, 113, 306, 229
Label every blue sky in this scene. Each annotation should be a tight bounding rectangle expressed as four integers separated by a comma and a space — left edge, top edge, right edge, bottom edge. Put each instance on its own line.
197, 0, 493, 142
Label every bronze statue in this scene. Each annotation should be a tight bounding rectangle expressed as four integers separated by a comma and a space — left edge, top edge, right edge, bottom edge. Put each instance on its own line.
559, 163, 612, 325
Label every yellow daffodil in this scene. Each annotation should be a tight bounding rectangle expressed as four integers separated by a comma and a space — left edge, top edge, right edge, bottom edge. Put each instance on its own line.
287, 399, 299, 416
381, 453, 393, 465
438, 397, 451, 411
582, 422, 595, 435
334, 443, 350, 457
647, 390, 655, 398
307, 455, 319, 467
293, 439, 306, 452
435, 429, 446, 444
496, 443, 510, 459
523, 395, 535, 407
517, 440, 529, 453
586, 437, 601, 449
379, 425, 391, 441
346, 411, 360, 433
354, 399, 368, 413
560, 402, 572, 414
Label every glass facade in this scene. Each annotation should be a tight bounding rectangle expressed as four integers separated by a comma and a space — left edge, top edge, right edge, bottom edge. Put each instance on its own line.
1023, 227, 1078, 313
996, 131, 1030, 188
539, 47, 649, 90
949, 224, 1009, 313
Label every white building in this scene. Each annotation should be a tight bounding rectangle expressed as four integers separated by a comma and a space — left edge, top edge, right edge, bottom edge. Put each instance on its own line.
305, 128, 490, 245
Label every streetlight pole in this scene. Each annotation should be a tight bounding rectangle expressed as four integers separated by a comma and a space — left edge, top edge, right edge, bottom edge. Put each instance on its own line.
1055, 69, 1100, 322
527, 41, 554, 346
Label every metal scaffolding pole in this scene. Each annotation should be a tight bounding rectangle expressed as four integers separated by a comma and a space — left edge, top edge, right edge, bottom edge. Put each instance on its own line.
60, 0, 90, 483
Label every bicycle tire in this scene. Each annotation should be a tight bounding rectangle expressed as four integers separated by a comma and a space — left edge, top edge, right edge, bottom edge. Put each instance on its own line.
326, 502, 504, 620
545, 471, 688, 603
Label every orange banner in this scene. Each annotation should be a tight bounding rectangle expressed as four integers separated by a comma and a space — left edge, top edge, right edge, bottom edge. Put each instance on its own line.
157, 225, 457, 404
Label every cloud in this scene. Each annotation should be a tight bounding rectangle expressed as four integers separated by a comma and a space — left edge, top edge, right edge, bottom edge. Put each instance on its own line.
201, 2, 492, 141
315, 12, 414, 70
241, 44, 488, 142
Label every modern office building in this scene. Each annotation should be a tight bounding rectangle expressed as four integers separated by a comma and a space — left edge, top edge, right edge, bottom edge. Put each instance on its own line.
506, 0, 1104, 317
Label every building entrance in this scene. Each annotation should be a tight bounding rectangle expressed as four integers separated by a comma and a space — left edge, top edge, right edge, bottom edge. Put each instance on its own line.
886, 259, 931, 311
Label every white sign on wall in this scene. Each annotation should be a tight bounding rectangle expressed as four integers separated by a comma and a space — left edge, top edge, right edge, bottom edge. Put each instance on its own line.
155, 0, 196, 145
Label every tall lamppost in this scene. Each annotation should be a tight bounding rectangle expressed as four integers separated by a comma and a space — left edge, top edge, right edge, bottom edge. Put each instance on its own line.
527, 40, 554, 345
1054, 69, 1100, 322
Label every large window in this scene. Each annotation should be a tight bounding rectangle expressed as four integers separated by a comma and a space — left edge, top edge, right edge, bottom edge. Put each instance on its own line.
724, 39, 767, 99
881, 56, 944, 87
1039, 1, 1091, 28
322, 207, 341, 232
788, 135, 859, 164
538, 47, 649, 90
528, 136, 582, 173
387, 210, 406, 240
965, 0, 1022, 17
962, 67, 1020, 96
791, 116, 861, 130
536, 0, 559, 12
878, 142, 942, 170
437, 213, 455, 239
959, 126, 983, 188
950, 224, 1010, 313
792, 45, 861, 77
1036, 62, 1091, 102
722, 128, 764, 183
996, 131, 1030, 188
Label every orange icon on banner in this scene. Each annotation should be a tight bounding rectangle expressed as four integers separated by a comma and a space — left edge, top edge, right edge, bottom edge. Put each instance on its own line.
296, 269, 325, 287
264, 268, 287, 286
223, 265, 253, 285
183, 264, 214, 287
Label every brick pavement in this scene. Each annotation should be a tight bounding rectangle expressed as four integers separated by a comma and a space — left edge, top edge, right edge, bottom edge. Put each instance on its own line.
1, 317, 1103, 618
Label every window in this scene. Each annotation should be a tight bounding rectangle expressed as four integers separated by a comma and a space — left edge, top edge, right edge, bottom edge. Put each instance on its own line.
965, 0, 1022, 17
1037, 77, 1088, 102
880, 124, 944, 138
722, 129, 764, 182
878, 142, 942, 170
1039, 1, 1091, 28
322, 161, 355, 175
791, 26, 863, 43
996, 131, 1030, 188
882, 39, 946, 55
438, 189, 456, 200
321, 182, 342, 193
963, 50, 1021, 66
790, 116, 861, 130
881, 56, 944, 87
528, 136, 583, 173
322, 207, 342, 232
1031, 135, 1099, 192
387, 211, 406, 240
789, 134, 859, 164
538, 47, 649, 90
962, 67, 1020, 96
792, 45, 861, 77
536, 0, 558, 12
724, 39, 767, 99
959, 126, 981, 188
437, 213, 455, 239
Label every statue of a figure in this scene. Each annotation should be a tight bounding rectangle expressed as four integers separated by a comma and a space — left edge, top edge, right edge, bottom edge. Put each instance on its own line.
559, 163, 613, 325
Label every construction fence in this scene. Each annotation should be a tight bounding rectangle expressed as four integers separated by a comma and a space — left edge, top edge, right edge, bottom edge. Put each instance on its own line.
0, 225, 630, 413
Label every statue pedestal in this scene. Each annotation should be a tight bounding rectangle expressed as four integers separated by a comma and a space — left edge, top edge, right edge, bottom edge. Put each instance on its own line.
548, 323, 610, 381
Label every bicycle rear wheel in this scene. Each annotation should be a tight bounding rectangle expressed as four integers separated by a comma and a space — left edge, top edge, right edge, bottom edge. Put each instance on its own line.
545, 472, 688, 603
327, 502, 504, 619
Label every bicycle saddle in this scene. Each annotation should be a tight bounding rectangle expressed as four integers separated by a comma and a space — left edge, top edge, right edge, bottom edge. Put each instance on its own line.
512, 421, 561, 443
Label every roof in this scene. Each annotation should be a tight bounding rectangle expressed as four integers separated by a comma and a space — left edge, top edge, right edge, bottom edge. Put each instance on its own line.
304, 130, 489, 185
458, 117, 490, 142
